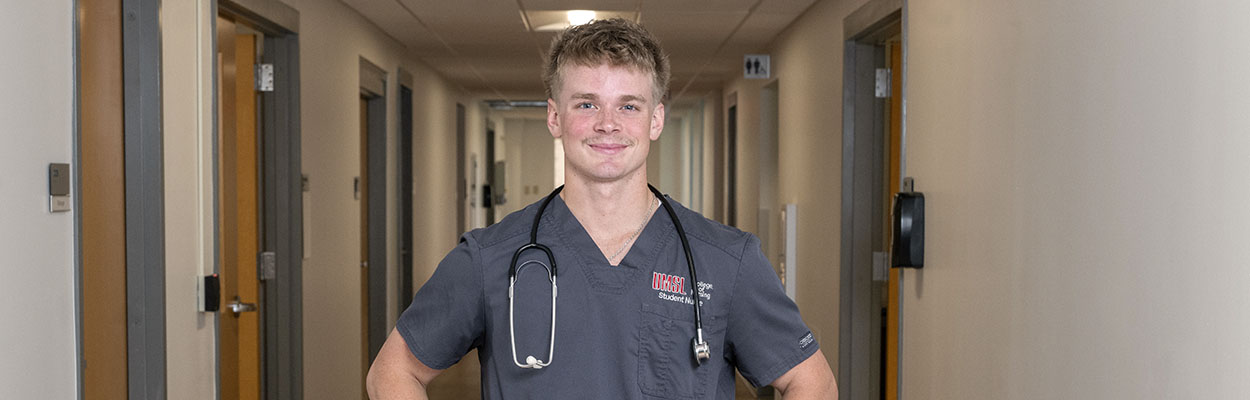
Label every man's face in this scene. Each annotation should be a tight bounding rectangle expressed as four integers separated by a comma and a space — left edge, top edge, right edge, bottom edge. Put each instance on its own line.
547, 63, 665, 184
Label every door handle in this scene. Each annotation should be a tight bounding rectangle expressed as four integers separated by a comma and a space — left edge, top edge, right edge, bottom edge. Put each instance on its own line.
227, 296, 258, 314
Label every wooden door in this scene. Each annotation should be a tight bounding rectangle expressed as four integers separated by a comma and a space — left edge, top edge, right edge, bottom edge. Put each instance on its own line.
217, 16, 262, 400
885, 39, 903, 400
79, 0, 128, 397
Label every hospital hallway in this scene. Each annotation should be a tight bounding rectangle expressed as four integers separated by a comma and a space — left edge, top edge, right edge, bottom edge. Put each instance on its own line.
7, 0, 1250, 399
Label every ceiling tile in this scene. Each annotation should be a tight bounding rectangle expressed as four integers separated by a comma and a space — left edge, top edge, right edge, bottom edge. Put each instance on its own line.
731, 11, 800, 49
340, 0, 436, 46
342, 0, 815, 97
642, 11, 746, 46
639, 0, 757, 14
520, 0, 638, 11
758, 0, 820, 15
403, 0, 517, 16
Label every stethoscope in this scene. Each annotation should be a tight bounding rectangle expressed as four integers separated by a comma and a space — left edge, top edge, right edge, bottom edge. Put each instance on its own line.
508, 184, 711, 369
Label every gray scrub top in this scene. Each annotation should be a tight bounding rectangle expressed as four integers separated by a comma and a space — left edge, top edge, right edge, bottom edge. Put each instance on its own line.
397, 194, 818, 399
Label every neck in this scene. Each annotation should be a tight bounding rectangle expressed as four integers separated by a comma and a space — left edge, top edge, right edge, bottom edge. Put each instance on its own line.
561, 174, 651, 213
560, 172, 657, 264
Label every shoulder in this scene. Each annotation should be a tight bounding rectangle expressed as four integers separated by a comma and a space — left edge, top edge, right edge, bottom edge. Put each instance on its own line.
665, 197, 757, 262
462, 199, 544, 251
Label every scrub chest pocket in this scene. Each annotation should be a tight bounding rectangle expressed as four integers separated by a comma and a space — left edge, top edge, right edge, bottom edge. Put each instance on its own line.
637, 302, 724, 399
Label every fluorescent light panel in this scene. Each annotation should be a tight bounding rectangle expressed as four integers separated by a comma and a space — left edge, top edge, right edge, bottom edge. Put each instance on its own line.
567, 10, 595, 26
522, 10, 640, 32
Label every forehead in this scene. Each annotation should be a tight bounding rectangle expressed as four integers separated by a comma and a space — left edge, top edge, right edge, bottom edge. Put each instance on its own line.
556, 63, 657, 100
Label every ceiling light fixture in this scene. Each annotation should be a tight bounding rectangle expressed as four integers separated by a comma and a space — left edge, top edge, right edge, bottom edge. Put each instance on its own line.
567, 10, 596, 26
525, 10, 635, 32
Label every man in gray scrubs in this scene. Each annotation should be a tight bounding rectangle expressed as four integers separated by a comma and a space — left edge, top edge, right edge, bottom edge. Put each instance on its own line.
368, 18, 837, 399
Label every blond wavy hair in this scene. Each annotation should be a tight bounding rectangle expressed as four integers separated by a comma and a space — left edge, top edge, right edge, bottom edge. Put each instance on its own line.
544, 18, 670, 104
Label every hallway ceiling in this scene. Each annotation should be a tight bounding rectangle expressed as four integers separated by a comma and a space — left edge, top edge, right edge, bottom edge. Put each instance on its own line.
339, 0, 818, 101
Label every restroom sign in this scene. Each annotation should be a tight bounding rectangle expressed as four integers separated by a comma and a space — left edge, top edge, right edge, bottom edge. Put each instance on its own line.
744, 54, 770, 79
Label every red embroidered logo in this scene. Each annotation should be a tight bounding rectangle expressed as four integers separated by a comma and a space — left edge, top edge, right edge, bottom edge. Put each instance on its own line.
652, 272, 686, 295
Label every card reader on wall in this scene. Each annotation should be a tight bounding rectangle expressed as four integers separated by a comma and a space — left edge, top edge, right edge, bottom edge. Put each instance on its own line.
891, 191, 924, 268
198, 274, 220, 312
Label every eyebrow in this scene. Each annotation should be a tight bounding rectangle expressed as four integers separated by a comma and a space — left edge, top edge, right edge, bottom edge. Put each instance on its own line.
568, 93, 650, 105
618, 94, 649, 105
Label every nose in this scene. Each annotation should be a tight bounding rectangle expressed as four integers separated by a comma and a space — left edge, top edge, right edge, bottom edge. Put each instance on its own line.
593, 109, 619, 134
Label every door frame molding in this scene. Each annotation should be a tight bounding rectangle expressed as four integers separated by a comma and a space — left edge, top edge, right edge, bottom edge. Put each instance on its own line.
218, 1, 303, 398
359, 57, 389, 366
121, 0, 167, 397
839, 0, 905, 399
398, 72, 415, 317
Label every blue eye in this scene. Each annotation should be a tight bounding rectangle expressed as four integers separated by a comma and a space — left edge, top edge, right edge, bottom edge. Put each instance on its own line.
622, 104, 637, 111
577, 102, 595, 109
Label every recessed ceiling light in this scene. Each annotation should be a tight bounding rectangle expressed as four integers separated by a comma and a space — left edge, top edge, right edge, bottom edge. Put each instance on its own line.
567, 10, 595, 26
523, 10, 639, 32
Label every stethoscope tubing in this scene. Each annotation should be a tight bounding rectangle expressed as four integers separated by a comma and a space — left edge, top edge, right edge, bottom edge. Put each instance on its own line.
508, 184, 710, 369
508, 259, 557, 369
646, 185, 706, 334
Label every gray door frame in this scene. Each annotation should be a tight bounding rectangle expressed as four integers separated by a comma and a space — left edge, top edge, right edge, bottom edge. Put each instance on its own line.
122, 0, 166, 398
725, 99, 737, 226
360, 58, 389, 364
218, 1, 303, 399
398, 72, 415, 313
456, 103, 467, 234
839, 0, 904, 399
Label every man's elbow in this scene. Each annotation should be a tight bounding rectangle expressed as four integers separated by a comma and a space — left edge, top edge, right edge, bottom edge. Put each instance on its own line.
367, 354, 431, 399
778, 370, 838, 400
364, 363, 389, 397
368, 329, 439, 399
771, 350, 838, 399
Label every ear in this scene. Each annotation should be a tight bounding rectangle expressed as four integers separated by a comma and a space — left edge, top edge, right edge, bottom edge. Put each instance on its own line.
547, 98, 562, 139
649, 102, 666, 141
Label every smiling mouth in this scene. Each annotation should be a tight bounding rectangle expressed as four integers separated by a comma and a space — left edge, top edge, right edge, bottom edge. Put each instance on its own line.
588, 142, 629, 154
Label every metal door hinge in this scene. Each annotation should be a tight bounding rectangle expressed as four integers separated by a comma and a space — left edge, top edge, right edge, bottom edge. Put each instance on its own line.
256, 64, 275, 92
875, 68, 892, 98
259, 251, 276, 280
872, 251, 889, 282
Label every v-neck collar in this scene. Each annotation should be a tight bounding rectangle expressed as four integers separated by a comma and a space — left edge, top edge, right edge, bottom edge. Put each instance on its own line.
544, 194, 678, 270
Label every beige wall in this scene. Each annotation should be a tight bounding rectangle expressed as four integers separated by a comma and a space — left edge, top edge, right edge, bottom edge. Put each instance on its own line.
286, 0, 470, 396
701, 92, 722, 215
902, 0, 1250, 398
721, 78, 763, 236
720, 0, 871, 375
162, 0, 219, 398
769, 0, 873, 374
0, 1, 78, 397
654, 114, 685, 197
